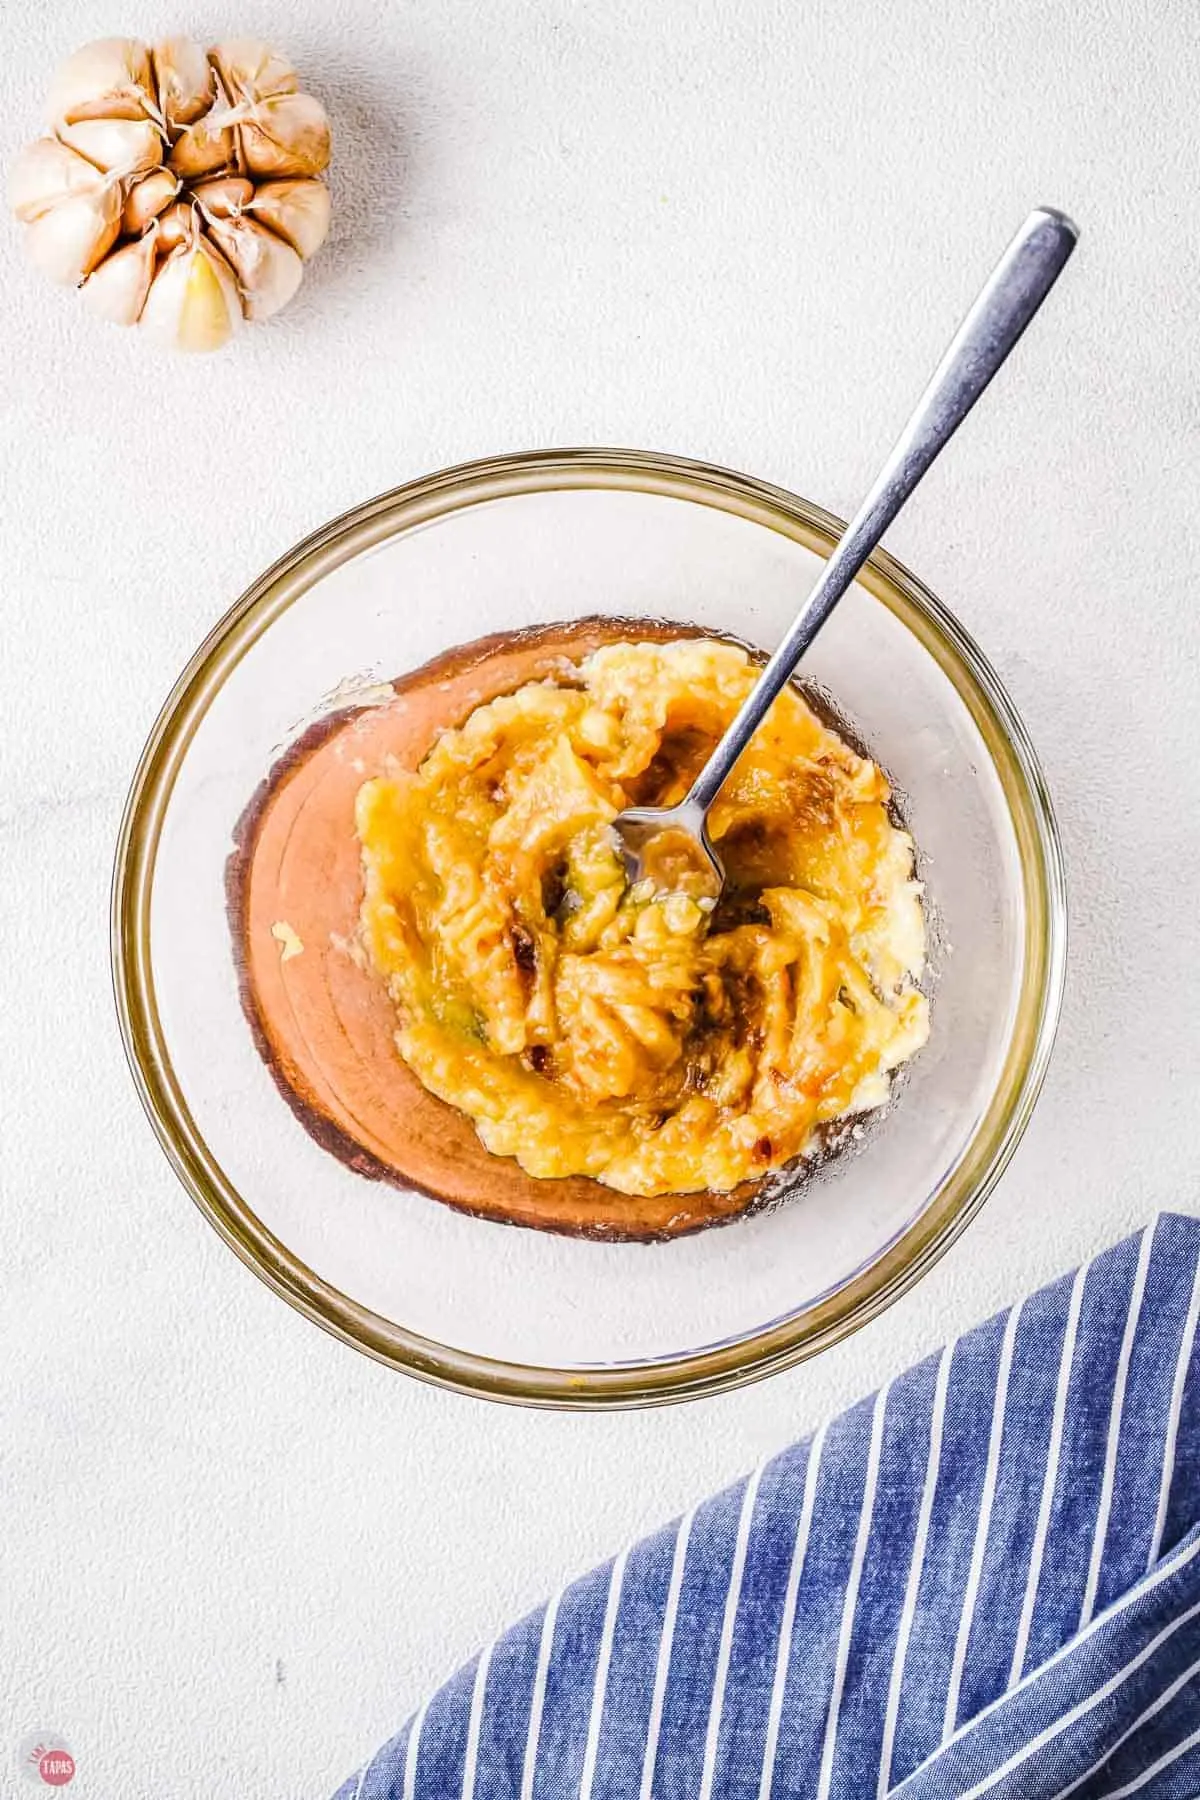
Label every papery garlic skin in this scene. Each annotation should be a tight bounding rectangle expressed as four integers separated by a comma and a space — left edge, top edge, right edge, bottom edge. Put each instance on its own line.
11, 32, 332, 348
151, 38, 216, 132
239, 92, 331, 179
8, 137, 105, 222
122, 166, 179, 234
46, 38, 155, 125
154, 200, 195, 255
25, 186, 122, 284
57, 115, 163, 177
168, 111, 237, 181
80, 231, 157, 323
207, 213, 303, 319
191, 175, 256, 220
247, 178, 331, 259
140, 241, 242, 352
210, 38, 298, 101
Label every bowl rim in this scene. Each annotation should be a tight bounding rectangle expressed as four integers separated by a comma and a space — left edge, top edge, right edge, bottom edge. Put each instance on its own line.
111, 446, 1067, 1409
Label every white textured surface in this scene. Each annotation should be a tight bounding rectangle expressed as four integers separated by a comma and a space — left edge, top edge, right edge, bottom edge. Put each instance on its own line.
2, 2, 1198, 1795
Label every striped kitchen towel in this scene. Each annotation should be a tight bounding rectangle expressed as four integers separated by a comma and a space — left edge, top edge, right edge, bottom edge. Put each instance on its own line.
333, 1214, 1200, 1800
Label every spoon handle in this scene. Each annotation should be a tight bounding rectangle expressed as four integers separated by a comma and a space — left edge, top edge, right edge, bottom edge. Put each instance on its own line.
685, 205, 1078, 816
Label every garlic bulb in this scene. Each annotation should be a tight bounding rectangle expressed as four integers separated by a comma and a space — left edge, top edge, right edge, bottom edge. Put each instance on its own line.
10, 33, 332, 350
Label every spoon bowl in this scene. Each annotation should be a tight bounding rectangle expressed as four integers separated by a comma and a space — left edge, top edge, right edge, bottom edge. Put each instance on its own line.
611, 801, 723, 899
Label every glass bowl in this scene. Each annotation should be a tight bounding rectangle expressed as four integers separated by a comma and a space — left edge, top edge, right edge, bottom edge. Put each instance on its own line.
112, 448, 1065, 1407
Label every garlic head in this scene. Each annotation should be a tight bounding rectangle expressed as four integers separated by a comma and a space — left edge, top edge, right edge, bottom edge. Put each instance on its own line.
11, 32, 333, 348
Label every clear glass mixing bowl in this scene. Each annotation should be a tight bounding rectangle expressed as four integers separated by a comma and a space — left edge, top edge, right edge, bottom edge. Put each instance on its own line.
112, 449, 1066, 1406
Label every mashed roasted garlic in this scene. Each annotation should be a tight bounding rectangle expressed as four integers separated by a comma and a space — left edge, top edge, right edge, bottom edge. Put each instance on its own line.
355, 639, 928, 1197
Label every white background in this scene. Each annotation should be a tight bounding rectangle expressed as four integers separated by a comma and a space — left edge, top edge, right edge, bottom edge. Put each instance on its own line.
2, 3, 1198, 1795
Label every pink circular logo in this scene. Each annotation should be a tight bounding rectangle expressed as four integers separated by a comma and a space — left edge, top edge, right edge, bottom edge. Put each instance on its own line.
16, 1735, 76, 1788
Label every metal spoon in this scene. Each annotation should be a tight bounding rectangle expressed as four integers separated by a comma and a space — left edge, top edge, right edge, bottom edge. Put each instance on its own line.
613, 205, 1078, 897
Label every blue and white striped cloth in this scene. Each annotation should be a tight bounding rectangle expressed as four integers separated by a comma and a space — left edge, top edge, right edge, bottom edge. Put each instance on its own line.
334, 1215, 1200, 1800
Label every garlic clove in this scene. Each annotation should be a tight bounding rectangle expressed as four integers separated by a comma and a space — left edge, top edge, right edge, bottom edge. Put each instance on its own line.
58, 116, 163, 177
122, 166, 179, 234
168, 107, 237, 180
46, 37, 155, 125
191, 174, 255, 220
8, 136, 105, 223
80, 231, 157, 324
239, 93, 331, 179
151, 38, 216, 134
206, 213, 303, 320
140, 237, 242, 351
154, 200, 196, 254
246, 177, 330, 259
23, 185, 122, 284
210, 38, 298, 101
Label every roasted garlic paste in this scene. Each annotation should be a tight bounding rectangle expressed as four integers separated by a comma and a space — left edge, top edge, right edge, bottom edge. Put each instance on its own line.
355, 640, 928, 1197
